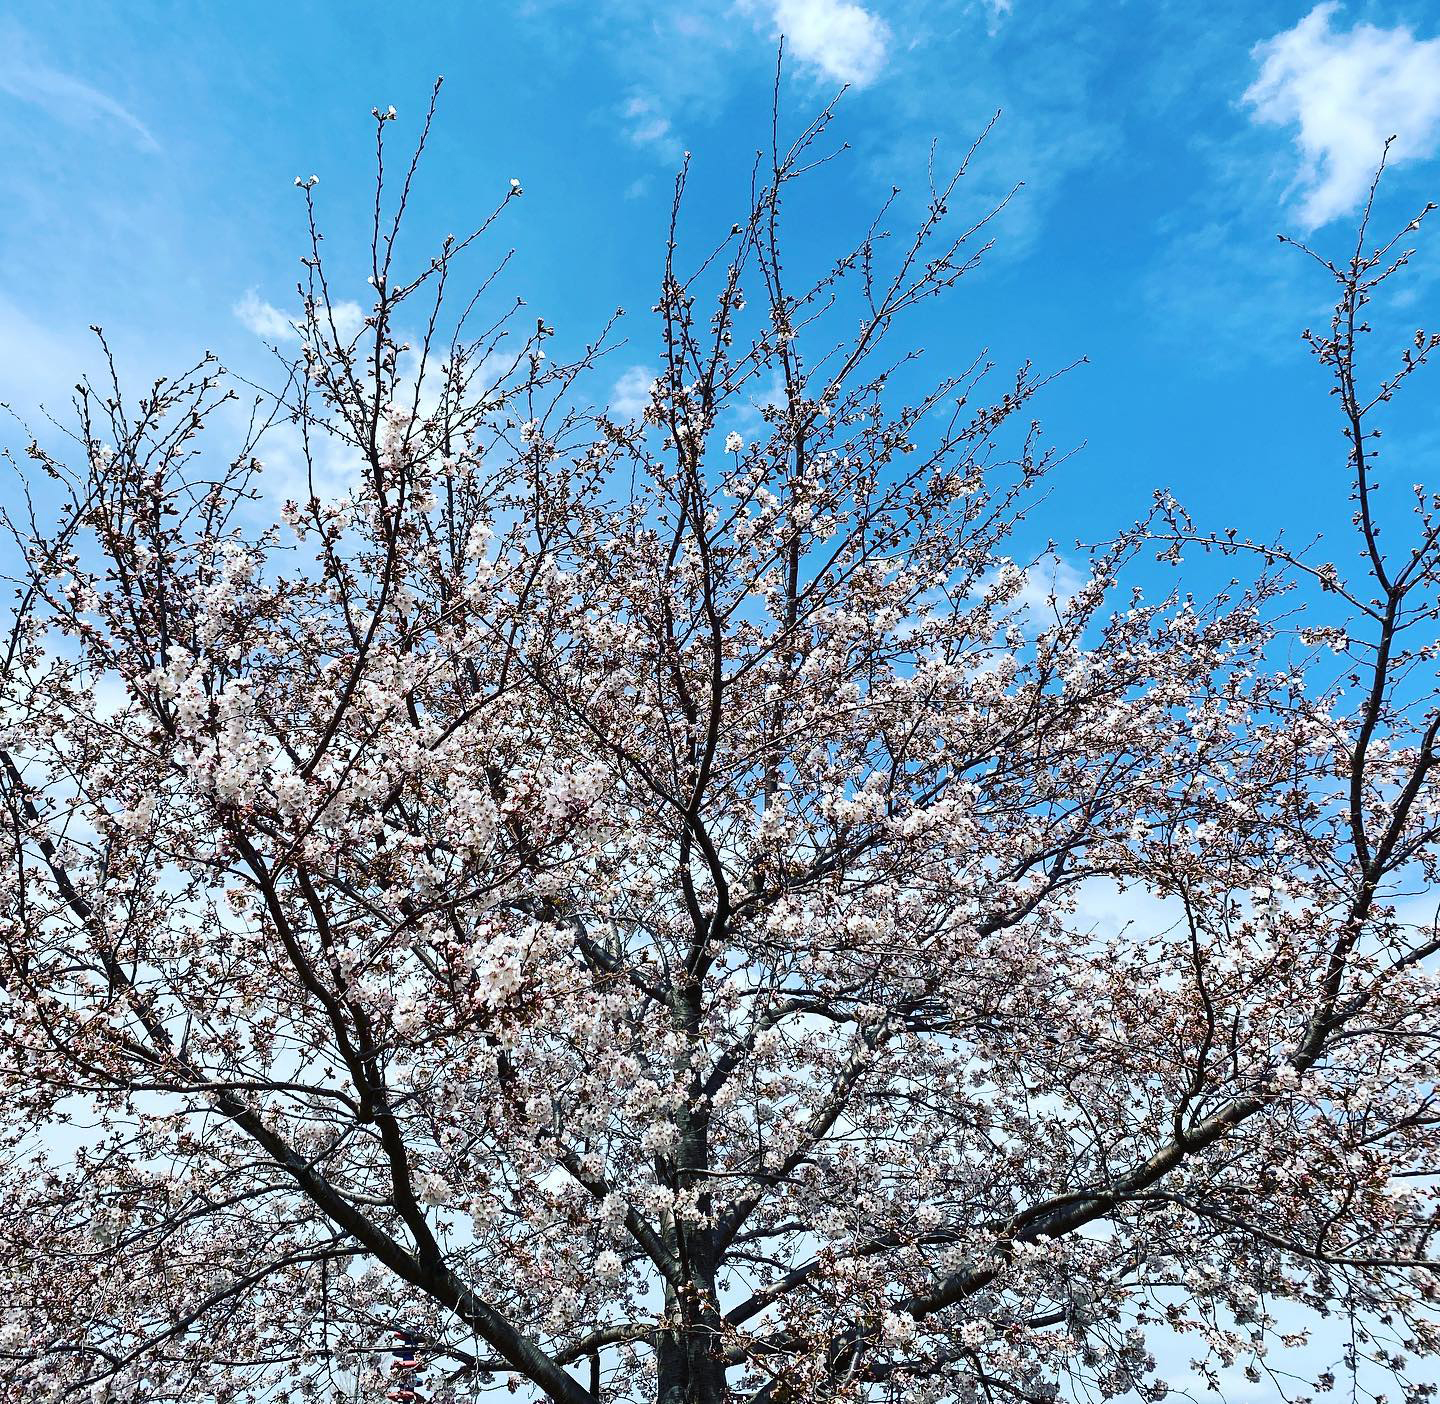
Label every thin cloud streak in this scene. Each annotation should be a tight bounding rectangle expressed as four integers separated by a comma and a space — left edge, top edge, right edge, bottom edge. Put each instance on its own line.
0, 33, 159, 153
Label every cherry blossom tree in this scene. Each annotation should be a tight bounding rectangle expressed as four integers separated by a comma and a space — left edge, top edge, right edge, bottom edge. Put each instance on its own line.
2, 90, 1439, 1404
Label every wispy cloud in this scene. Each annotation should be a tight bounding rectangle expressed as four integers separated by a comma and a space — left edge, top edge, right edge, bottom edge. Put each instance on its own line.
978, 551, 1085, 625
0, 31, 158, 152
756, 0, 891, 88
234, 291, 365, 344
622, 93, 679, 155
1139, 213, 1305, 370
1245, 2, 1440, 230
234, 290, 298, 343
595, 0, 890, 171
610, 365, 655, 419
979, 0, 1014, 37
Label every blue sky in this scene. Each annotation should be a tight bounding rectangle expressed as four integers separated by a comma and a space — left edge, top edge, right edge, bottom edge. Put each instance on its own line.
2, 0, 1440, 569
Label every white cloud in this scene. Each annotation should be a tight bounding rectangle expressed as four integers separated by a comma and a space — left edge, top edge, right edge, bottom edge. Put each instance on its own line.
980, 0, 1013, 35
234, 291, 365, 344
1244, 2, 1440, 230
234, 290, 298, 343
977, 551, 1085, 623
610, 365, 655, 420
325, 301, 366, 340
1010, 551, 1083, 616
761, 0, 891, 88
0, 32, 158, 153
1071, 876, 1182, 945
218, 396, 362, 507
623, 93, 677, 152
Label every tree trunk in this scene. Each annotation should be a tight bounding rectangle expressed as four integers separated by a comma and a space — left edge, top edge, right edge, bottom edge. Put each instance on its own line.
655, 1314, 728, 1404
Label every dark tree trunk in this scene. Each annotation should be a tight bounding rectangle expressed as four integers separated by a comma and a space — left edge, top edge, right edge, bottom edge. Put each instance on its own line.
656, 1312, 728, 1404
654, 981, 729, 1403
